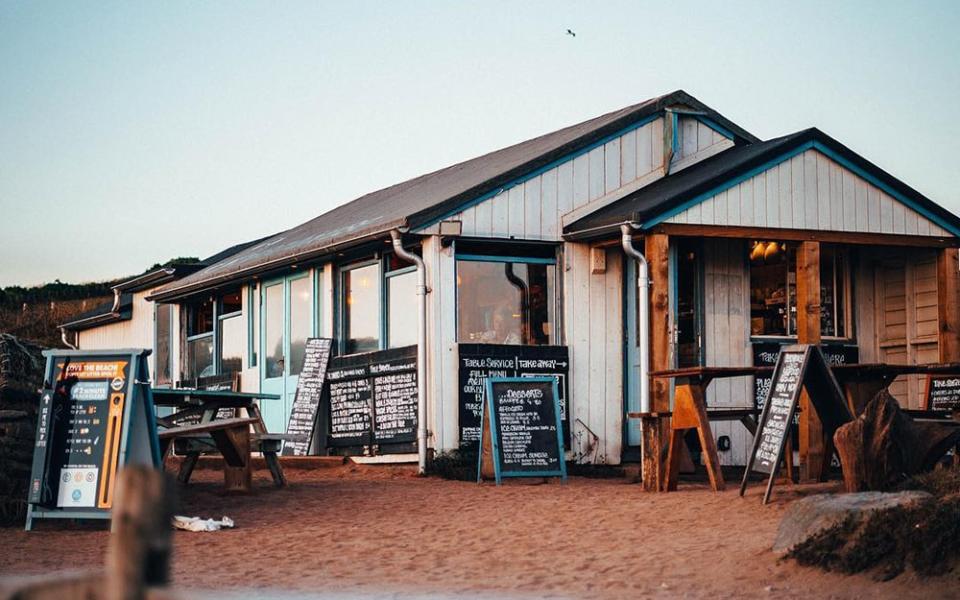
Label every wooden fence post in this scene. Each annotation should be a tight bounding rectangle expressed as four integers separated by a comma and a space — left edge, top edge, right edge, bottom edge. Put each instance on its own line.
106, 466, 175, 600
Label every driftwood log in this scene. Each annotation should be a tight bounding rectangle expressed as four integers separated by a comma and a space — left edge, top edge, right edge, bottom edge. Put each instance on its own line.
834, 391, 960, 492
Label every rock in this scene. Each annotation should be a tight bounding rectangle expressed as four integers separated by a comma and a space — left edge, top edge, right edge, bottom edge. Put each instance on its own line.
833, 391, 960, 492
772, 491, 932, 553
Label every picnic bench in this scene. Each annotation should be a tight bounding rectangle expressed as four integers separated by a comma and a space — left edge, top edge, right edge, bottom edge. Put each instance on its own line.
158, 417, 259, 492
153, 388, 290, 492
630, 366, 774, 493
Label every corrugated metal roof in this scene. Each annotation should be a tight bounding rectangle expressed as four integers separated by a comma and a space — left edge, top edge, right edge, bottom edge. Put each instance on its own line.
563, 128, 960, 240
149, 90, 758, 301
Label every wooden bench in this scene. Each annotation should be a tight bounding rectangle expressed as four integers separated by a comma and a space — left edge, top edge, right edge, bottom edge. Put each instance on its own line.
159, 417, 259, 492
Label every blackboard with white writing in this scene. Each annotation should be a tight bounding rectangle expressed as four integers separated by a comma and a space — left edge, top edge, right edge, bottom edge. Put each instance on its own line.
480, 376, 566, 483
282, 338, 333, 456
926, 375, 960, 412
326, 345, 417, 449
458, 344, 569, 448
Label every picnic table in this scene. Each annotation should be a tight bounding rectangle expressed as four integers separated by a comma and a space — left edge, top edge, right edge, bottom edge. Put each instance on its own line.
631, 366, 774, 492
152, 388, 288, 492
831, 362, 960, 415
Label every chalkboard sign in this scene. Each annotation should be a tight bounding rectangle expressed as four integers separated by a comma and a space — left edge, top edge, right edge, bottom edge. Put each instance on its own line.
925, 375, 960, 412
458, 344, 569, 448
26, 349, 161, 530
326, 345, 417, 450
478, 376, 566, 484
740, 344, 850, 504
282, 338, 333, 456
753, 343, 858, 411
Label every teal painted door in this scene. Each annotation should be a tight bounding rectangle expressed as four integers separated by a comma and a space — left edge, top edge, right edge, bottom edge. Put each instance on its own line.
260, 274, 313, 433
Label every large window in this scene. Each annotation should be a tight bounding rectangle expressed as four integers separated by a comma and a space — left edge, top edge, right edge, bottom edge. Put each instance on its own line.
343, 262, 380, 354
154, 304, 173, 386
218, 291, 243, 375
749, 241, 850, 339
185, 297, 215, 380
456, 254, 556, 346
340, 252, 421, 355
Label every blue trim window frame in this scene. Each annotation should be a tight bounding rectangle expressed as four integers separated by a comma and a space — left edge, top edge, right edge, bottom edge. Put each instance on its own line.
313, 267, 325, 338
337, 253, 421, 355
184, 296, 216, 381
153, 303, 174, 387
454, 250, 560, 346
217, 290, 243, 375
247, 285, 257, 369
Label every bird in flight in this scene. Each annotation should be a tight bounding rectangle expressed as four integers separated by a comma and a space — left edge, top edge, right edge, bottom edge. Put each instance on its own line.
566, 29, 576, 37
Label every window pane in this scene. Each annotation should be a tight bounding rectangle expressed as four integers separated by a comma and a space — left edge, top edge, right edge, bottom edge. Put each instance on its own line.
219, 315, 243, 375
188, 298, 214, 335
186, 336, 214, 380
155, 304, 172, 385
344, 263, 380, 354
388, 271, 417, 348
456, 259, 555, 345
264, 284, 284, 378
221, 290, 242, 315
289, 276, 311, 375
749, 241, 790, 336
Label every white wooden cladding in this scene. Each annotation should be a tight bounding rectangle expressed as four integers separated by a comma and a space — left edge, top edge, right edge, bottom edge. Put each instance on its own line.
666, 149, 950, 237
78, 290, 164, 381
564, 244, 624, 464
454, 116, 732, 241
699, 238, 754, 466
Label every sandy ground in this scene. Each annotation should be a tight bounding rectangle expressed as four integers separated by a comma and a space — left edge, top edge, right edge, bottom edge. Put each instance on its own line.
2, 463, 959, 599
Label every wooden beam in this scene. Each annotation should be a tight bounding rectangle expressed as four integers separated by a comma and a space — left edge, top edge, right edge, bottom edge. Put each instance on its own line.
644, 233, 670, 491
650, 223, 959, 248
796, 241, 825, 482
938, 248, 960, 362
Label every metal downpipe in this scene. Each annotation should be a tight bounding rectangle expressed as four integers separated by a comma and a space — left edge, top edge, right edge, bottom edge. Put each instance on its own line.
620, 223, 650, 414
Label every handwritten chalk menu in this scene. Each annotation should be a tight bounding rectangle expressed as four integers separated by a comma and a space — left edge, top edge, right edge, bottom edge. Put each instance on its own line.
458, 344, 569, 448
479, 376, 567, 484
740, 344, 850, 505
282, 338, 333, 456
26, 349, 161, 530
753, 343, 858, 411
327, 345, 417, 449
925, 375, 960, 412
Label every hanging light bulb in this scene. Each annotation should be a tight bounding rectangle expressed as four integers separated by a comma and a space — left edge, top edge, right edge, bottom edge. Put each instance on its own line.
764, 240, 780, 261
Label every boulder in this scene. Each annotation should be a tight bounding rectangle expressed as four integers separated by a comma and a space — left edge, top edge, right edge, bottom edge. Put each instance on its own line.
772, 491, 932, 554
833, 391, 960, 492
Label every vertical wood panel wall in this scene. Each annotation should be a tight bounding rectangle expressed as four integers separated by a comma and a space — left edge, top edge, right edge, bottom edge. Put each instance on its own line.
564, 244, 623, 464
666, 149, 950, 237
700, 239, 753, 465
78, 291, 159, 380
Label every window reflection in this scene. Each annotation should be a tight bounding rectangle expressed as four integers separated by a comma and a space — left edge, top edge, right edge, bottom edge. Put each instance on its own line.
264, 283, 284, 378
456, 259, 554, 345
388, 270, 417, 348
289, 277, 310, 374
344, 263, 380, 354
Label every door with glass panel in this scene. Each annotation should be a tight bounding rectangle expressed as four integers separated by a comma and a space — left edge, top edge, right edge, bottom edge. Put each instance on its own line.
260, 274, 312, 433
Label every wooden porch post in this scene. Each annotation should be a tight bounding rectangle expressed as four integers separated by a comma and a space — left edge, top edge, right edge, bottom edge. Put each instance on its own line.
796, 241, 824, 481
937, 248, 960, 363
645, 233, 671, 491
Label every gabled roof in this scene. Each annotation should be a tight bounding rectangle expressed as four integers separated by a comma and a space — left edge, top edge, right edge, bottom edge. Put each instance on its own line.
564, 127, 960, 240
148, 90, 758, 301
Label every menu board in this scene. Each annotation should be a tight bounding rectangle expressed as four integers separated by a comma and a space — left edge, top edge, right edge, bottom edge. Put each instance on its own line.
282, 338, 333, 456
327, 345, 417, 449
741, 344, 850, 504
753, 343, 857, 411
26, 349, 160, 528
458, 344, 569, 448
925, 375, 960, 412
480, 376, 566, 483
752, 349, 805, 475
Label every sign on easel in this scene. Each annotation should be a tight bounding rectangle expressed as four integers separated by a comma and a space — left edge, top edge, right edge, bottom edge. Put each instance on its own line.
26, 349, 161, 530
739, 344, 850, 504
282, 338, 333, 456
924, 375, 960, 412
477, 376, 566, 485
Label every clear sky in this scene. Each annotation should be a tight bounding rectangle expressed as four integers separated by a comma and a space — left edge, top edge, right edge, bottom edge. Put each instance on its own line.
1, 1, 958, 287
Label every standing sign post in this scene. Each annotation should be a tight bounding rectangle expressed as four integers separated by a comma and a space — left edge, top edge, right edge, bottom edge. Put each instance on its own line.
739, 344, 850, 504
26, 349, 161, 530
477, 376, 566, 485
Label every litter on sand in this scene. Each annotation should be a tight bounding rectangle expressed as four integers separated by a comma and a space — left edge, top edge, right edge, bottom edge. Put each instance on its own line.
173, 515, 235, 532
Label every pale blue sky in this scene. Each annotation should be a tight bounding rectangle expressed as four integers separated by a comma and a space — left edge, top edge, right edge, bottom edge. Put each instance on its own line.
1, 1, 958, 287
